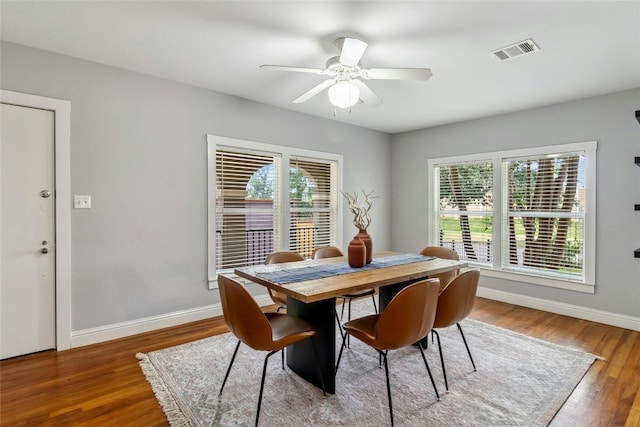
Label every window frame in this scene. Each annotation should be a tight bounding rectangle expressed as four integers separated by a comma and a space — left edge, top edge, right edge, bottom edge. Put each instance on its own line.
207, 135, 343, 289
427, 141, 596, 293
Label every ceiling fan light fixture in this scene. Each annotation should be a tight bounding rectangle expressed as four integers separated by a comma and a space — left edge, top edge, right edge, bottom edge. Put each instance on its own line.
328, 80, 360, 108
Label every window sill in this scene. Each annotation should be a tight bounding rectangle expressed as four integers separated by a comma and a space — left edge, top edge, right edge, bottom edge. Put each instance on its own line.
477, 267, 595, 294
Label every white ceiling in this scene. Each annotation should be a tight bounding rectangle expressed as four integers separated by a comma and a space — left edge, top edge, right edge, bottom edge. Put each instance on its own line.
2, 1, 639, 133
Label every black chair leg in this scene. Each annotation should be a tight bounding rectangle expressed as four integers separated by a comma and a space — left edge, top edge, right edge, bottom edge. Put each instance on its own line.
380, 350, 394, 427
433, 329, 448, 391
346, 299, 353, 347
457, 323, 476, 371
335, 310, 345, 341
335, 330, 348, 373
256, 350, 278, 427
340, 298, 346, 320
281, 348, 285, 369
371, 293, 378, 314
417, 341, 441, 400
219, 340, 241, 394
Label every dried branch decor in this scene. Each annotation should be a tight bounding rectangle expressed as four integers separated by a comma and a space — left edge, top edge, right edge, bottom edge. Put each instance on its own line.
342, 190, 376, 231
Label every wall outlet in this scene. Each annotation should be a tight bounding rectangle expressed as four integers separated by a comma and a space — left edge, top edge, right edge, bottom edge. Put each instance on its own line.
74, 195, 91, 209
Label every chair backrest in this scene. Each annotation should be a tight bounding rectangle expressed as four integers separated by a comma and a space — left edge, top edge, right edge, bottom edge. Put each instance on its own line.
312, 246, 343, 260
218, 274, 273, 351
420, 246, 460, 292
433, 269, 480, 329
264, 252, 305, 304
265, 251, 305, 264
374, 279, 440, 350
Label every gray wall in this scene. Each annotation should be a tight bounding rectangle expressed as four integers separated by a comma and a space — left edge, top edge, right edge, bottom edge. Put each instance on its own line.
1, 42, 392, 330
4, 40, 638, 330
391, 88, 640, 317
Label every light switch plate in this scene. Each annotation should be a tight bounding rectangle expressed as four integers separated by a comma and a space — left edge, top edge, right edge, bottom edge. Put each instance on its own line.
74, 195, 91, 209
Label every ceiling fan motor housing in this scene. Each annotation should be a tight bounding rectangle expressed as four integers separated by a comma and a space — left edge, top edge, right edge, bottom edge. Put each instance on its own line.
325, 56, 361, 81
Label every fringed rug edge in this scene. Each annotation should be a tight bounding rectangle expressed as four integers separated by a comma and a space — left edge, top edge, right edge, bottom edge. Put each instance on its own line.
137, 352, 191, 427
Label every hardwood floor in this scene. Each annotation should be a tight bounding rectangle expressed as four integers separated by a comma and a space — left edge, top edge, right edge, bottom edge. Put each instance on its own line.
1, 298, 638, 426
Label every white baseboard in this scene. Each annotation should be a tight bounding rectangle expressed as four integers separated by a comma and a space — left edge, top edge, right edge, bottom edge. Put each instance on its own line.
70, 288, 639, 349
477, 287, 640, 331
70, 294, 274, 348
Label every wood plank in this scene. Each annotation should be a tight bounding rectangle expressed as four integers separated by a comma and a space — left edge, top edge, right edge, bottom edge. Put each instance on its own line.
234, 252, 467, 302
1, 298, 638, 426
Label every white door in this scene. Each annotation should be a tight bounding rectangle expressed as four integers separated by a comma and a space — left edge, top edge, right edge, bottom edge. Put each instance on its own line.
1, 103, 56, 359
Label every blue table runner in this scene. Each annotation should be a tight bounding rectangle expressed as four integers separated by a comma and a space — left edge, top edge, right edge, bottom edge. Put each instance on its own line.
255, 253, 435, 285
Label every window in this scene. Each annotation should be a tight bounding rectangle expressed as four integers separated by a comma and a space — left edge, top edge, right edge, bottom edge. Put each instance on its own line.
434, 161, 494, 265
207, 135, 342, 288
503, 152, 586, 279
428, 141, 596, 292
288, 157, 338, 258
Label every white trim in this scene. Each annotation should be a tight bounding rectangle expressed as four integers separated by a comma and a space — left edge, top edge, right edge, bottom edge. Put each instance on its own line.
208, 135, 344, 163
71, 294, 274, 348
479, 268, 595, 293
477, 286, 640, 331
0, 90, 72, 351
206, 139, 217, 287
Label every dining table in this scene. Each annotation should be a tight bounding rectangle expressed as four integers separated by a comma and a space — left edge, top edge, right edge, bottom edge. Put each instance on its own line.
233, 251, 467, 394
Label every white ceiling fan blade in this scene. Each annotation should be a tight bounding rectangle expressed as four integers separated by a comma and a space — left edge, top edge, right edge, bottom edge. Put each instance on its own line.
292, 79, 335, 104
339, 37, 368, 67
351, 79, 382, 107
362, 67, 433, 80
260, 64, 324, 74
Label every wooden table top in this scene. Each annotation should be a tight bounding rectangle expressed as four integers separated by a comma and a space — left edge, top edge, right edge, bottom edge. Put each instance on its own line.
233, 251, 467, 303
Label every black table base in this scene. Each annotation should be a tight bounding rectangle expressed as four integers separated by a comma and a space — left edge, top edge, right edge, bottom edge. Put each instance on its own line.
285, 278, 428, 394
286, 297, 337, 394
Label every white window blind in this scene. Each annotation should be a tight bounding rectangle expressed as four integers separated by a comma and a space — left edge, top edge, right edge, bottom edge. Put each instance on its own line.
207, 135, 343, 288
215, 147, 281, 271
434, 161, 493, 265
289, 157, 338, 258
502, 151, 586, 280
428, 141, 596, 291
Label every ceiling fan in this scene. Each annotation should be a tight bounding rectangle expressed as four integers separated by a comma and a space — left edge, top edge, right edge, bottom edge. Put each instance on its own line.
260, 37, 433, 109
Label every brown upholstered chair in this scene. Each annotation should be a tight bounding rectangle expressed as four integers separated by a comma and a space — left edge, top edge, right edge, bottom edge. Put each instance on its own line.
264, 251, 305, 312
420, 246, 460, 292
312, 246, 377, 321
336, 279, 441, 426
431, 269, 480, 391
218, 274, 325, 426
311, 245, 344, 259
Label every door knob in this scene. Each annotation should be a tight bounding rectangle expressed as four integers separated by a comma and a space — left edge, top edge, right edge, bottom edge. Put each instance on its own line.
41, 248, 49, 254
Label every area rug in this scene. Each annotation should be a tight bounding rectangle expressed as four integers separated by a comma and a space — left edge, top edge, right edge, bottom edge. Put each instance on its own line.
138, 308, 599, 426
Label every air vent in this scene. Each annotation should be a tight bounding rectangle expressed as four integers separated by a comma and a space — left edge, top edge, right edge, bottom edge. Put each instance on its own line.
490, 39, 540, 61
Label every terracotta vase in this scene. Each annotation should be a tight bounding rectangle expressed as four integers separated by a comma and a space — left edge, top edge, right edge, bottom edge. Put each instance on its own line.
357, 229, 373, 264
348, 235, 366, 268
